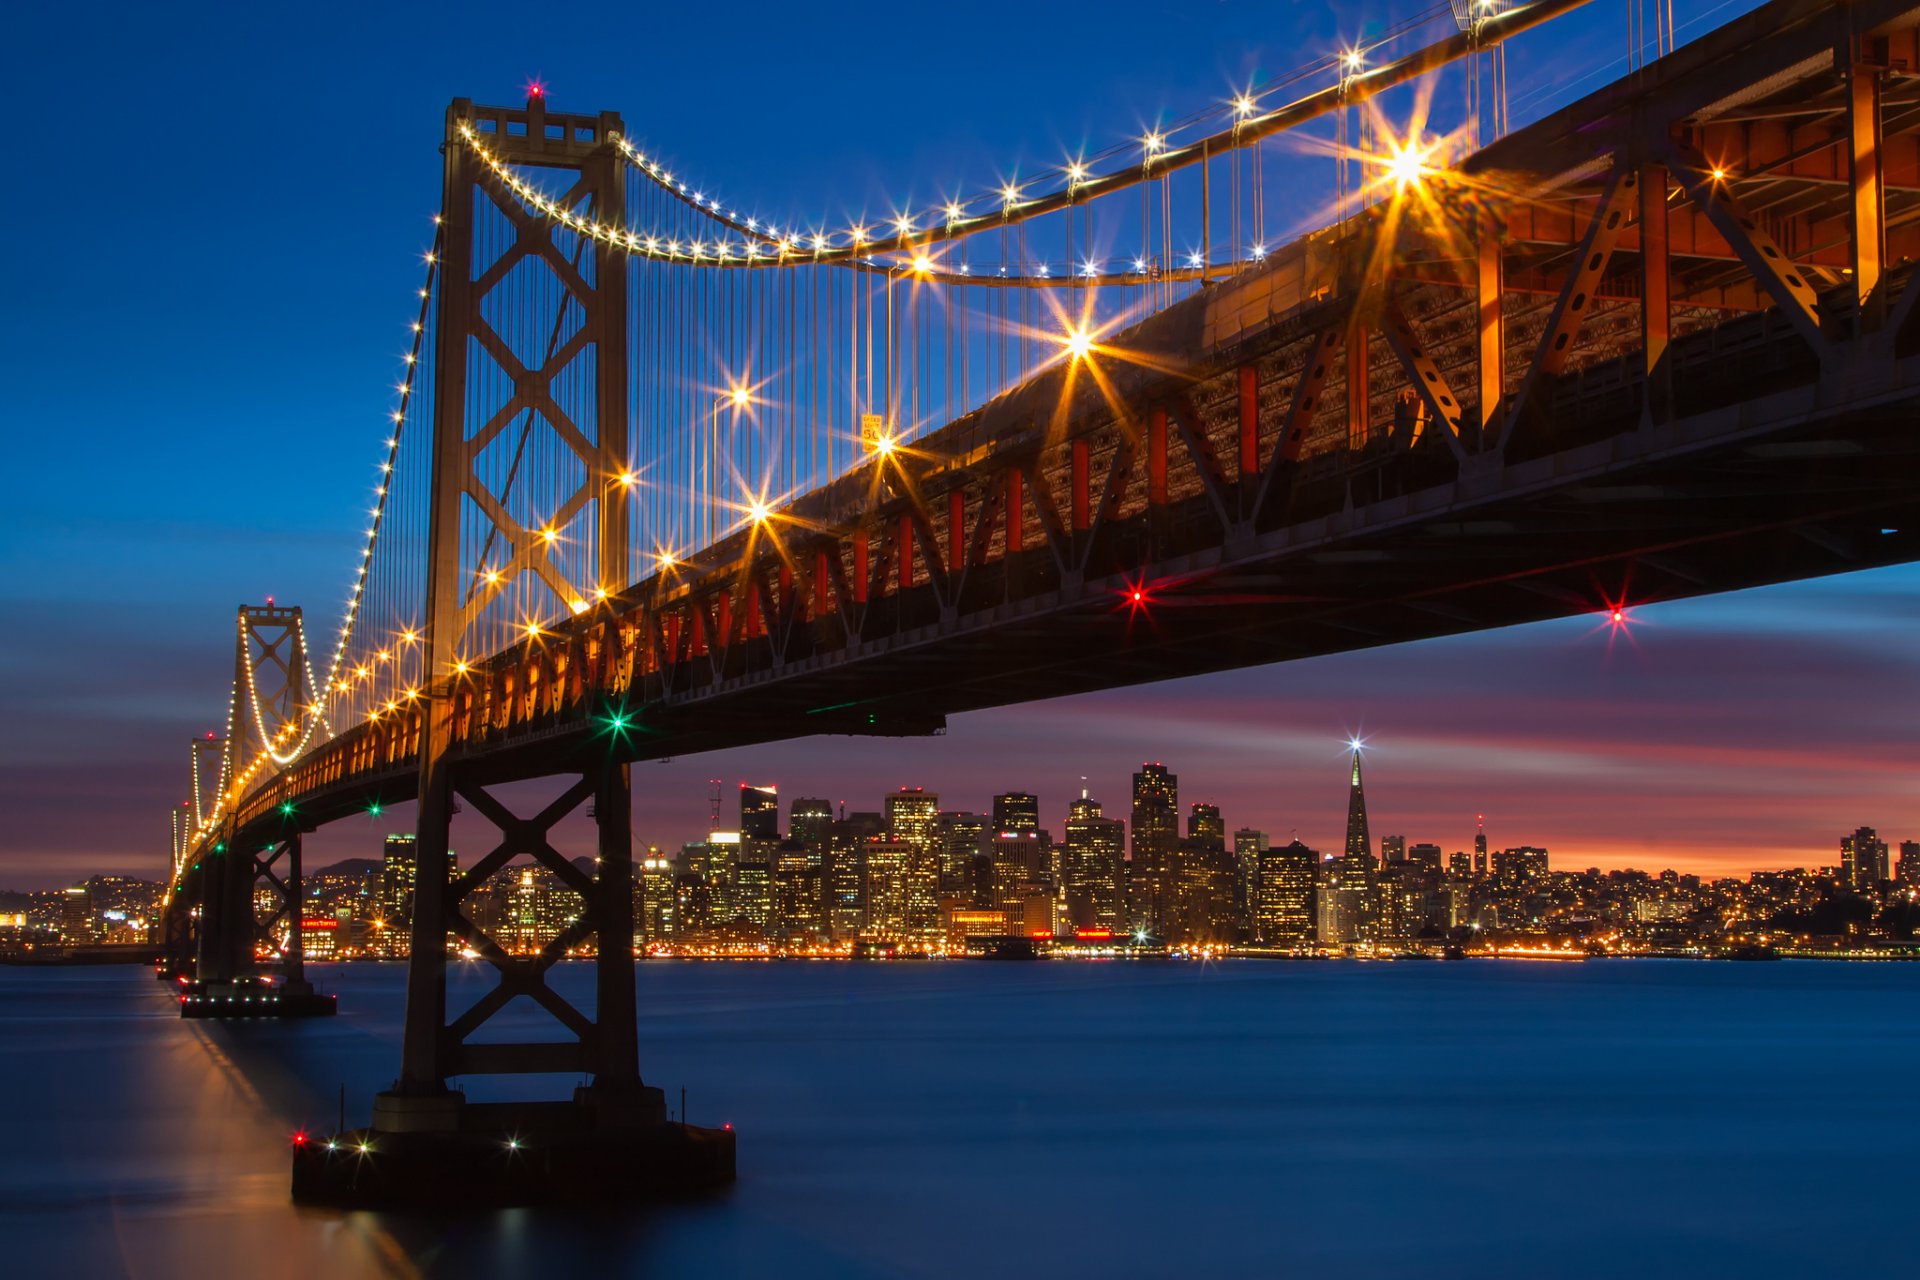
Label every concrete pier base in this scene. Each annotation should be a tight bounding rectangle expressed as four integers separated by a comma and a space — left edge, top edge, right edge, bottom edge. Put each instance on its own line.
176, 978, 337, 1018
291, 1091, 734, 1208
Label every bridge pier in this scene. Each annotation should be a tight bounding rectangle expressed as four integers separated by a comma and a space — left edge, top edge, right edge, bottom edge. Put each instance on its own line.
298, 760, 729, 1207
179, 828, 336, 1018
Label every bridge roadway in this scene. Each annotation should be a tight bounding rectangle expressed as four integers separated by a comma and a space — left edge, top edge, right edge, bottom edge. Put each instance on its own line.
204, 0, 1920, 863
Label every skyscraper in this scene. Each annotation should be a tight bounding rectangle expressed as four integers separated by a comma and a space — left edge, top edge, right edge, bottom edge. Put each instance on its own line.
1255, 839, 1316, 947
1841, 826, 1889, 890
739, 783, 781, 842
1130, 763, 1178, 937
1175, 803, 1236, 942
1319, 747, 1378, 944
886, 787, 941, 856
992, 791, 1040, 835
1345, 749, 1373, 863
1064, 795, 1125, 932
788, 796, 833, 849
938, 811, 987, 900
885, 788, 943, 938
1233, 828, 1269, 938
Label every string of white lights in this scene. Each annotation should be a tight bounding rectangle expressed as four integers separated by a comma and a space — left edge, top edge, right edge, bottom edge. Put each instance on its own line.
604, 2, 1474, 257
193, 238, 442, 844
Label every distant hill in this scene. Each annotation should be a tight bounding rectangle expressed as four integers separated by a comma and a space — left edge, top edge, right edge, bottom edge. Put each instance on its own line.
312, 857, 382, 881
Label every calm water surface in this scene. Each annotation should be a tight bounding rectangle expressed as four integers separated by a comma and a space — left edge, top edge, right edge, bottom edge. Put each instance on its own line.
2, 958, 1914, 1278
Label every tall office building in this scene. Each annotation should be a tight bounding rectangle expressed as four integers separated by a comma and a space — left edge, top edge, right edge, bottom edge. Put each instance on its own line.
939, 811, 987, 900
1130, 763, 1179, 937
1900, 841, 1920, 887
1176, 803, 1236, 942
1345, 749, 1373, 862
636, 852, 676, 943
1233, 828, 1269, 930
1473, 815, 1489, 875
992, 792, 1041, 835
864, 840, 914, 937
376, 832, 456, 957
789, 796, 834, 849
1318, 748, 1378, 943
1064, 795, 1125, 932
1254, 839, 1317, 946
824, 820, 868, 941
887, 788, 941, 854
1841, 826, 1890, 890
505, 866, 573, 955
990, 830, 1049, 932
59, 884, 93, 946
739, 784, 781, 842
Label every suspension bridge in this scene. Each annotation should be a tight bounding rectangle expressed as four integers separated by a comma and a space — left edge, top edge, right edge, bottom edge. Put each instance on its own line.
158, 0, 1920, 1204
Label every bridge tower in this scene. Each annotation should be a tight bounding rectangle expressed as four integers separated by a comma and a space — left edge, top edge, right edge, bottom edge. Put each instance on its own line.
177, 604, 333, 1016
373, 93, 655, 1133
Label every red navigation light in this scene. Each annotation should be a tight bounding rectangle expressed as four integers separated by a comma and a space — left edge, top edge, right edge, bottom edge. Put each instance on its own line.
724, 1122, 733, 1131
1611, 608, 1625, 624
291, 1129, 309, 1147
1131, 589, 1144, 603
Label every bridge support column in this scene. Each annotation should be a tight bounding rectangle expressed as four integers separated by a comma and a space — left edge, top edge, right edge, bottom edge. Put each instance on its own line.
326, 761, 728, 1207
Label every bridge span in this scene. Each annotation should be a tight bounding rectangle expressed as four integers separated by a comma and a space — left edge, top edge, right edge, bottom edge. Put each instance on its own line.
160, 0, 1920, 1203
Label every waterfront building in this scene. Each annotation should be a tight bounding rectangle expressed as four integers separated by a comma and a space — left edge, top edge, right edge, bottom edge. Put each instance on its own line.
990, 830, 1049, 933
1254, 839, 1317, 945
864, 840, 914, 937
59, 884, 93, 946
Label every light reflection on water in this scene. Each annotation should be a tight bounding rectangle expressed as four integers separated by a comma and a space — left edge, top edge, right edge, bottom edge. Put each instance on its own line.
2, 959, 1916, 1278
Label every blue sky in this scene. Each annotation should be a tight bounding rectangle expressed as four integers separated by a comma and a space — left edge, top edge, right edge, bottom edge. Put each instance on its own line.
6, 0, 1914, 888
